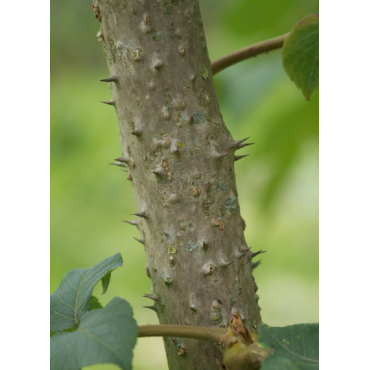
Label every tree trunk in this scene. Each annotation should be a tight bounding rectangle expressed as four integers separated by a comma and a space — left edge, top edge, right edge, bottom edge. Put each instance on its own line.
93, 1, 261, 369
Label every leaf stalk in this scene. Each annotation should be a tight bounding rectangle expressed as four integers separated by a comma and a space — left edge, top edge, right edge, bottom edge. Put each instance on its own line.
211, 33, 289, 75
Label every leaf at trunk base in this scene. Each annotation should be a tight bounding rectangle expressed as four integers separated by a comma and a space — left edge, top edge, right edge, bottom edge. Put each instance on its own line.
50, 297, 137, 370
258, 323, 319, 370
50, 253, 123, 332
282, 14, 319, 101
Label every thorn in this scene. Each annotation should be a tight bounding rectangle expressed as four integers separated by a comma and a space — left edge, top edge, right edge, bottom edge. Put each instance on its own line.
145, 264, 151, 278
114, 156, 129, 164
143, 304, 157, 312
131, 128, 143, 136
153, 166, 166, 176
121, 169, 128, 172
241, 218, 247, 231
100, 75, 118, 82
255, 294, 260, 302
235, 250, 247, 258
122, 220, 138, 226
220, 259, 234, 267
202, 241, 209, 250
131, 212, 149, 218
251, 260, 262, 270
133, 237, 145, 245
148, 287, 153, 291
115, 156, 135, 167
228, 138, 249, 150
236, 142, 254, 150
212, 152, 228, 160
109, 162, 127, 168
143, 293, 158, 302
250, 250, 266, 259
170, 141, 179, 153
100, 100, 115, 106
234, 154, 249, 162
126, 174, 132, 181
153, 59, 163, 69
190, 304, 197, 312
253, 281, 258, 292
258, 305, 262, 311
203, 263, 215, 275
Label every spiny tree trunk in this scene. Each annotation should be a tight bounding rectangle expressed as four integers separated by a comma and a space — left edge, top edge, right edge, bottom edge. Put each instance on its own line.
93, 1, 261, 369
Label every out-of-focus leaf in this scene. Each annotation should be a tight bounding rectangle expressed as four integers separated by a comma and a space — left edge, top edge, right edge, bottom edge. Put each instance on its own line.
50, 253, 123, 332
259, 323, 319, 370
50, 297, 137, 370
101, 272, 111, 294
282, 14, 319, 100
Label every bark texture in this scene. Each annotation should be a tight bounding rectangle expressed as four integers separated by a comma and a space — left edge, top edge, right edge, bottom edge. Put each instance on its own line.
93, 1, 262, 369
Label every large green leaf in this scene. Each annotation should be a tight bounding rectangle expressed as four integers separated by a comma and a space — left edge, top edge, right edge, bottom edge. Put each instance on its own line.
50, 253, 123, 332
282, 14, 319, 100
50, 297, 137, 370
258, 323, 319, 370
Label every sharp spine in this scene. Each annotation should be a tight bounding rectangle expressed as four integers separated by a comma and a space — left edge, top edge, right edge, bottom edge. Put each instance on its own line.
133, 237, 145, 245
143, 293, 158, 302
234, 154, 249, 162
251, 260, 262, 270
153, 166, 166, 176
153, 59, 163, 69
220, 259, 234, 267
250, 250, 266, 259
170, 141, 179, 153
114, 156, 130, 164
100, 100, 115, 106
235, 250, 247, 258
109, 162, 127, 168
236, 142, 254, 150
122, 220, 138, 226
143, 304, 157, 312
228, 138, 249, 150
131, 128, 143, 136
212, 152, 228, 160
131, 212, 149, 218
100, 75, 118, 82
202, 241, 209, 250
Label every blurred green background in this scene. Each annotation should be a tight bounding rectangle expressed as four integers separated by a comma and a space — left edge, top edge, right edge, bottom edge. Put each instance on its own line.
51, 1, 319, 369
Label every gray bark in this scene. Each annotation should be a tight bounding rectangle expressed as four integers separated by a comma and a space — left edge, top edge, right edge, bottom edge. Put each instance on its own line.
93, 1, 261, 369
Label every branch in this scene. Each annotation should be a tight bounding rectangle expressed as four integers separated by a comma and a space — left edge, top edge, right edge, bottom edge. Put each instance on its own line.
211, 33, 289, 76
138, 324, 231, 350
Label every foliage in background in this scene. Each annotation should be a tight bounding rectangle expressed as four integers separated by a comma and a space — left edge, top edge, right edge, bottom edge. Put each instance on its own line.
51, 0, 319, 369
283, 14, 319, 100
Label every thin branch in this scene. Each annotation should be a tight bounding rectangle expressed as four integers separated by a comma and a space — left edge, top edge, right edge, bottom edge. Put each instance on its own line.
138, 324, 231, 350
211, 33, 289, 76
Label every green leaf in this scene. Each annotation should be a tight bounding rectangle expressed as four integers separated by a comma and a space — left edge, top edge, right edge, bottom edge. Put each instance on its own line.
50, 253, 123, 332
282, 14, 319, 100
50, 297, 137, 370
90, 295, 103, 310
258, 323, 319, 370
101, 272, 111, 294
